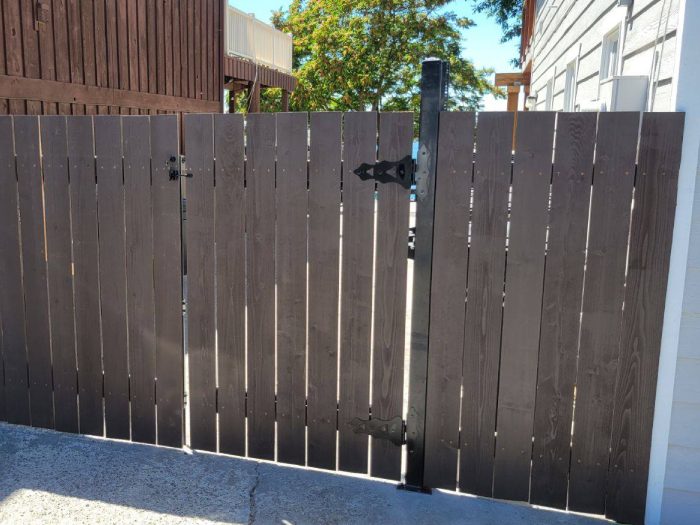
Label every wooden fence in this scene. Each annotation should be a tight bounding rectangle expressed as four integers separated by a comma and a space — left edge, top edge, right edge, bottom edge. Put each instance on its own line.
0, 111, 684, 525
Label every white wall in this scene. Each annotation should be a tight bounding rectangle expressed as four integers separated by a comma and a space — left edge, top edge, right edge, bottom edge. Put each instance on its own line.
529, 0, 679, 112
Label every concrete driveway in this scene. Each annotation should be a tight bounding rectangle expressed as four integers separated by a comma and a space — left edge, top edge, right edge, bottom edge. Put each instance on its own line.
0, 422, 608, 524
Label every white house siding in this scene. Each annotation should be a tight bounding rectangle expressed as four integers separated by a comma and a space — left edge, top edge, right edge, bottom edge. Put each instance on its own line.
529, 0, 680, 112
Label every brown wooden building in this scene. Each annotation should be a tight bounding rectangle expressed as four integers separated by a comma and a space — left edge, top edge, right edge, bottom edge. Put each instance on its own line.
0, 0, 296, 116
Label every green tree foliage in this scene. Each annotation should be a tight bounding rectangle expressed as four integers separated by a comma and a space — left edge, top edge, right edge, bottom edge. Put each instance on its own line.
270, 0, 498, 112
471, 0, 523, 43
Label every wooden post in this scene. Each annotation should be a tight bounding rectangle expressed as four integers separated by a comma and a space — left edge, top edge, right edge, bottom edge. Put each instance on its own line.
248, 81, 261, 113
228, 89, 236, 114
281, 90, 289, 112
507, 86, 520, 112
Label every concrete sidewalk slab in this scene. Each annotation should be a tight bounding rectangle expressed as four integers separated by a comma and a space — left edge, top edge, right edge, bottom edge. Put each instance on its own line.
0, 423, 607, 524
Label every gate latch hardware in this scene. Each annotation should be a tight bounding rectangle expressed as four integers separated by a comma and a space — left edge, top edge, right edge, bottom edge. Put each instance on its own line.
169, 155, 193, 180
353, 156, 413, 189
349, 416, 405, 446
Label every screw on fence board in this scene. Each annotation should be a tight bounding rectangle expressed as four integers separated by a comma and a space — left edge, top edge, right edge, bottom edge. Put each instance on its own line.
403, 57, 449, 492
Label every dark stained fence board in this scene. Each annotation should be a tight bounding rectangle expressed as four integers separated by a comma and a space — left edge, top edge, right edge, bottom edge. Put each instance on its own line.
0, 116, 30, 425
122, 116, 156, 444
246, 113, 277, 460
14, 116, 54, 429
151, 115, 184, 448
606, 112, 685, 525
423, 111, 474, 489
94, 116, 130, 440
67, 116, 104, 436
459, 112, 514, 496
371, 112, 413, 480
307, 111, 342, 470
530, 112, 597, 508
337, 111, 376, 474
275, 112, 309, 466
568, 112, 640, 514
184, 113, 216, 452
215, 113, 246, 456
493, 111, 555, 501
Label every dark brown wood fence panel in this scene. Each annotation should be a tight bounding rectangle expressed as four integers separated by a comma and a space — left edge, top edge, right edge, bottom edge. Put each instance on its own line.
606, 112, 685, 525
276, 112, 309, 466
14, 116, 53, 428
246, 113, 277, 461
423, 111, 474, 489
0, 116, 30, 424
215, 113, 246, 456
41, 117, 78, 432
67, 116, 103, 436
371, 112, 413, 480
493, 111, 555, 501
568, 112, 640, 514
122, 116, 156, 444
184, 113, 216, 452
337, 111, 376, 474
459, 112, 513, 496
307, 111, 342, 470
530, 112, 597, 508
151, 115, 183, 448
94, 116, 130, 440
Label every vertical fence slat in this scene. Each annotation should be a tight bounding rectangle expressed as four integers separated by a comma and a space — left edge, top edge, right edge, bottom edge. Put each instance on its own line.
151, 115, 183, 448
123, 116, 156, 444
530, 112, 597, 508
94, 116, 130, 440
42, 116, 78, 434
307, 111, 342, 470
423, 111, 473, 489
568, 112, 640, 514
493, 111, 555, 501
371, 112, 413, 480
0, 116, 30, 425
337, 111, 376, 474
276, 112, 309, 466
459, 112, 513, 496
14, 116, 54, 429
67, 116, 103, 435
184, 114, 216, 451
606, 112, 685, 525
246, 113, 277, 461
215, 113, 246, 456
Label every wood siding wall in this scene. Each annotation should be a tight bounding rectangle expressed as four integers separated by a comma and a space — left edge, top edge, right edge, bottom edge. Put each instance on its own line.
0, 0, 222, 115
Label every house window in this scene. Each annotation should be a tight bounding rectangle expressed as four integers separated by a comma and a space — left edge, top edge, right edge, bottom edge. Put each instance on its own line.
544, 78, 554, 110
563, 61, 577, 111
601, 27, 620, 80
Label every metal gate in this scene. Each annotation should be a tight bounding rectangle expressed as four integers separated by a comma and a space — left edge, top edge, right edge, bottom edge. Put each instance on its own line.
0, 62, 685, 525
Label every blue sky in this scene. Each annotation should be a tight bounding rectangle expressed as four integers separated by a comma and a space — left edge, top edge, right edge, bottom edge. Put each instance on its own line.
230, 0, 518, 110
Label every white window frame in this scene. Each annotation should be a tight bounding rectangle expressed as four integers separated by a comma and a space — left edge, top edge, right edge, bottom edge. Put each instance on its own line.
544, 77, 554, 110
600, 25, 622, 81
563, 60, 578, 111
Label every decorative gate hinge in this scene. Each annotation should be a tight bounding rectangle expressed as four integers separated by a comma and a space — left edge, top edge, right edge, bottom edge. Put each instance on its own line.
353, 155, 413, 189
349, 415, 405, 446
169, 155, 193, 180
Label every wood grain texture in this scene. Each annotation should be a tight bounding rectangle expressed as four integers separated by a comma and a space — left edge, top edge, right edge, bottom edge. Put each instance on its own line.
151, 115, 183, 448
423, 111, 473, 489
94, 116, 129, 440
371, 112, 413, 480
246, 113, 277, 460
337, 111, 376, 474
0, 116, 30, 424
493, 111, 555, 501
184, 113, 216, 452
605, 112, 684, 525
215, 113, 246, 456
568, 112, 640, 514
123, 116, 156, 444
529, 112, 596, 508
459, 112, 513, 496
275, 112, 309, 466
67, 116, 103, 436
307, 112, 342, 470
14, 116, 53, 428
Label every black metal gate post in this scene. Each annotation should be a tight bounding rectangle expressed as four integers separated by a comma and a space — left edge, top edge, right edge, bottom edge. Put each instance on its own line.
403, 58, 450, 491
